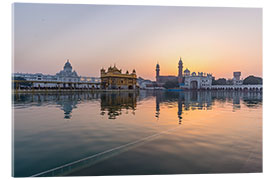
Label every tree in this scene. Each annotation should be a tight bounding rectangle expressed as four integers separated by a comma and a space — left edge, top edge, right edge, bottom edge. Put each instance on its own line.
212, 78, 227, 85
226, 79, 234, 85
243, 76, 262, 85
163, 80, 179, 89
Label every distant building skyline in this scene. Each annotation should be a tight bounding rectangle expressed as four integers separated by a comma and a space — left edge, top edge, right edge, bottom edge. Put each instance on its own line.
13, 3, 262, 80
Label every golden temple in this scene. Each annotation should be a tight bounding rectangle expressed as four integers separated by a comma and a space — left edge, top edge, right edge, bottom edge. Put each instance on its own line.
100, 65, 137, 89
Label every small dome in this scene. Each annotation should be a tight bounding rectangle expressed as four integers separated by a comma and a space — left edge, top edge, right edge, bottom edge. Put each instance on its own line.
156, 63, 160, 68
64, 59, 72, 69
73, 71, 78, 76
184, 68, 190, 73
192, 72, 196, 76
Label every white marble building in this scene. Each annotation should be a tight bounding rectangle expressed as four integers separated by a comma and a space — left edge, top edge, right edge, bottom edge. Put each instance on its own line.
13, 60, 101, 88
182, 68, 213, 90
232, 72, 243, 85
55, 60, 80, 82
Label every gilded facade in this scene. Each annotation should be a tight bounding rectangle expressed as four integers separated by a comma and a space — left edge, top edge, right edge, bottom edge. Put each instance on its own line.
100, 65, 137, 89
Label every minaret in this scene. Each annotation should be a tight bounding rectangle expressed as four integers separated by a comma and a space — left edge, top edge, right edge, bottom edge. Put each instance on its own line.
156, 63, 160, 83
178, 57, 183, 84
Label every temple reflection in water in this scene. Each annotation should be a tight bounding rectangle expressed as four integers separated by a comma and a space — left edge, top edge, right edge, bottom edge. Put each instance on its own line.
13, 91, 262, 123
56, 94, 78, 119
100, 92, 138, 119
154, 91, 262, 124
154, 91, 213, 124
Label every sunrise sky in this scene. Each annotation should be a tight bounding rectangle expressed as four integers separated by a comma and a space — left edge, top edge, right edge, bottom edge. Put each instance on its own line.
13, 3, 262, 80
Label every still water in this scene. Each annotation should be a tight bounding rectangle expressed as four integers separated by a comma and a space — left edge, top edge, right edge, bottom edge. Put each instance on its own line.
13, 90, 262, 177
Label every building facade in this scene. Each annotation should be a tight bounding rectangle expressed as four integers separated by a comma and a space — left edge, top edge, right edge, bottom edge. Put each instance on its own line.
232, 72, 243, 85
100, 65, 137, 89
156, 57, 183, 85
183, 70, 213, 90
155, 57, 212, 89
55, 59, 80, 82
13, 60, 101, 89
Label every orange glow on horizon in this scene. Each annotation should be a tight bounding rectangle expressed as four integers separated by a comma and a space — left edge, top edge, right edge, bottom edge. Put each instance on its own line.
14, 5, 262, 80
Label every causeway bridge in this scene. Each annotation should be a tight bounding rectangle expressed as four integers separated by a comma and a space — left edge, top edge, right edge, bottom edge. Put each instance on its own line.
210, 84, 262, 91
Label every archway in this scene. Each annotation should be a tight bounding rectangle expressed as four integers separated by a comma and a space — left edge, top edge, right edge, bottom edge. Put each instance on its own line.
190, 81, 198, 90
128, 85, 133, 89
